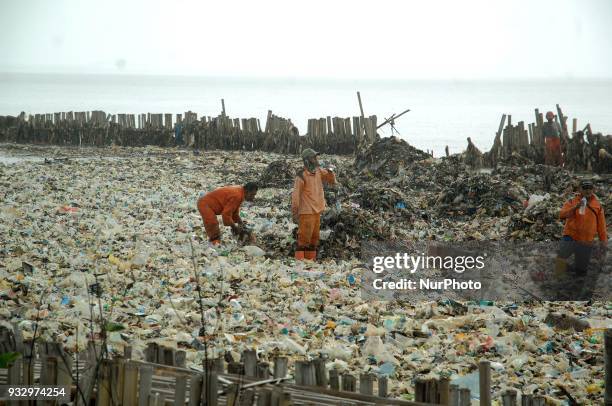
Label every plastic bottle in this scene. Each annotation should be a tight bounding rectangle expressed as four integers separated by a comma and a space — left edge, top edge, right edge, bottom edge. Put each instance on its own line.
579, 197, 587, 215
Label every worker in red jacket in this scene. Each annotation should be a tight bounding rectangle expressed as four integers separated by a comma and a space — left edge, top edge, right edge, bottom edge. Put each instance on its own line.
557, 179, 607, 274
543, 111, 563, 166
197, 182, 258, 245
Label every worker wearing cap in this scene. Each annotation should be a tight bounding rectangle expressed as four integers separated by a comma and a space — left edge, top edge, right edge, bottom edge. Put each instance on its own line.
291, 148, 336, 261
543, 111, 563, 166
557, 179, 607, 275
197, 182, 258, 245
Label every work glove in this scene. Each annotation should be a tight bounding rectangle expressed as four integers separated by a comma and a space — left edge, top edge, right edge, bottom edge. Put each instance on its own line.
230, 223, 242, 236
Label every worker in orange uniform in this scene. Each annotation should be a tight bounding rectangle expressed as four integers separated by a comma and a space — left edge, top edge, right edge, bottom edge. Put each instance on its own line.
543, 111, 563, 166
557, 179, 607, 275
197, 182, 258, 245
291, 149, 336, 261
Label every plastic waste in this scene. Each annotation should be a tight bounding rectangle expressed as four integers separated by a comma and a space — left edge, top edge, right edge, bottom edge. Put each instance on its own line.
526, 193, 550, 211
243, 245, 265, 257
579, 197, 587, 215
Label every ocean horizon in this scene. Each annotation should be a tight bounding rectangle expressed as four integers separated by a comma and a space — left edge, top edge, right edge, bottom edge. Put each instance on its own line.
2, 72, 612, 156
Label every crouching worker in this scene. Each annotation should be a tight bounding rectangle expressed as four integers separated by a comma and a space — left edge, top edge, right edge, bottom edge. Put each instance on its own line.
291, 149, 336, 261
556, 179, 607, 275
197, 182, 258, 245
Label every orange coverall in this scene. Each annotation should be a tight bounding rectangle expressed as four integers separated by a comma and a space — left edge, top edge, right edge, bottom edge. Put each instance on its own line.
291, 167, 336, 260
557, 194, 607, 274
559, 194, 607, 242
545, 137, 563, 166
197, 186, 245, 242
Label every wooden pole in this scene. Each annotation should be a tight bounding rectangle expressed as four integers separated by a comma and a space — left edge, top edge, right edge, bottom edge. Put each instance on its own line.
449, 384, 460, 406
479, 360, 492, 406
122, 363, 139, 405
439, 377, 450, 405
359, 373, 374, 395
357, 92, 365, 119
501, 389, 518, 405
329, 369, 340, 391
314, 357, 328, 387
243, 349, 257, 377
138, 365, 153, 406
342, 373, 356, 392
222, 99, 226, 116
97, 360, 112, 406
605, 329, 612, 405
459, 388, 471, 405
521, 394, 533, 406
378, 376, 388, 398
273, 357, 288, 379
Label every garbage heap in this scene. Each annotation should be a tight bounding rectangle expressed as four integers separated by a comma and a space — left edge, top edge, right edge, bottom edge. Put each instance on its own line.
433, 173, 526, 217
1, 144, 610, 404
258, 159, 301, 188
353, 136, 430, 178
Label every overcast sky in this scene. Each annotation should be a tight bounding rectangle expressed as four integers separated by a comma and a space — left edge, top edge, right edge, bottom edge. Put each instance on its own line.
1, 0, 611, 79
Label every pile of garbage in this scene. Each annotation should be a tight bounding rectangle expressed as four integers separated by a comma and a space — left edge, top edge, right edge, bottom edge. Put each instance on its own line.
353, 136, 430, 178
258, 159, 300, 188
433, 174, 526, 217
0, 144, 610, 404
351, 185, 414, 212
320, 205, 395, 259
507, 194, 564, 240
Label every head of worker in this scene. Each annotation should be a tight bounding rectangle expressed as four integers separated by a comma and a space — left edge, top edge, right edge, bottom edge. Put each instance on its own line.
302, 148, 320, 173
579, 180, 594, 199
545, 111, 555, 122
243, 182, 258, 202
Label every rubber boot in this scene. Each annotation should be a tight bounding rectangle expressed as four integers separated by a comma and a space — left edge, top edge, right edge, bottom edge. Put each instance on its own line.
554, 257, 568, 278
294, 251, 305, 261
304, 250, 317, 261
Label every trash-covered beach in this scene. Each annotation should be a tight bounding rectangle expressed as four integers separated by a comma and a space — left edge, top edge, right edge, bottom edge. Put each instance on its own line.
1, 141, 611, 404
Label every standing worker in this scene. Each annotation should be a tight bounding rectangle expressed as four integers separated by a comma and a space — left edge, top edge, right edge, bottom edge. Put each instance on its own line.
543, 111, 563, 166
197, 182, 258, 245
292, 149, 336, 261
557, 179, 607, 275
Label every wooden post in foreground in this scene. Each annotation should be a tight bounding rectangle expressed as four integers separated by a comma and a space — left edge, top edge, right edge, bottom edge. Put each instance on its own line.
479, 360, 492, 406
605, 329, 612, 405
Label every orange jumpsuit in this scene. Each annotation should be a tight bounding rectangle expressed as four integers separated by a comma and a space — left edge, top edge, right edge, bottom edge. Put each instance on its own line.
559, 194, 607, 242
558, 194, 607, 274
197, 186, 245, 242
291, 167, 335, 259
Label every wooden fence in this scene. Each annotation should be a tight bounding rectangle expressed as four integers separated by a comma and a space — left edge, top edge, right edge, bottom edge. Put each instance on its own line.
3, 326, 609, 405
0, 109, 379, 155
482, 105, 612, 171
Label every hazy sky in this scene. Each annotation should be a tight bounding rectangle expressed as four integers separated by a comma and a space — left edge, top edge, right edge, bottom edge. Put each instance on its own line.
1, 0, 612, 79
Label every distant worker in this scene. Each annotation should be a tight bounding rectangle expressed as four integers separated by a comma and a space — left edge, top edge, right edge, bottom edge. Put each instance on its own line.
291, 149, 336, 261
197, 182, 258, 245
557, 179, 607, 275
543, 111, 563, 166
175, 122, 184, 145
